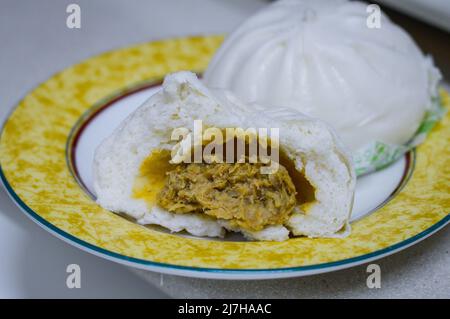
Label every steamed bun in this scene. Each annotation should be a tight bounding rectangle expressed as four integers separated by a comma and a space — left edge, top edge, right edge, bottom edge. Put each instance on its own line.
204, 0, 441, 152
93, 71, 355, 240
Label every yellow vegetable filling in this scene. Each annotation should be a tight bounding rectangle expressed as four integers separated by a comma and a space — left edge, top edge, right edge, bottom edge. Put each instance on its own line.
133, 140, 315, 232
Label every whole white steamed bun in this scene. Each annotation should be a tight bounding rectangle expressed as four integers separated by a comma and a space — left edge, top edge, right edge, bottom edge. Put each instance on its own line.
204, 0, 441, 152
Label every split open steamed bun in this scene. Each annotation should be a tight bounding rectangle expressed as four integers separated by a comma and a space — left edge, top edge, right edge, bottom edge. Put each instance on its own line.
93, 71, 355, 241
204, 0, 441, 152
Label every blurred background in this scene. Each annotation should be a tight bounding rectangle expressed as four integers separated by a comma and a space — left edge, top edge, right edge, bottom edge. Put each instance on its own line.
0, 0, 449, 298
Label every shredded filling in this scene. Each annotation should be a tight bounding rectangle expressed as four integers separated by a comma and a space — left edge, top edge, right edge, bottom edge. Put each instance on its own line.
157, 162, 297, 231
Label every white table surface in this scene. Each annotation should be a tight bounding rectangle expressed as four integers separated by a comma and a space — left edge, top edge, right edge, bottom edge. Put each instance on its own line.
0, 0, 449, 299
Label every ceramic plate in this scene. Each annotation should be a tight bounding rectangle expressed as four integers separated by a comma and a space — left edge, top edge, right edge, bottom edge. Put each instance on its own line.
1, 35, 449, 279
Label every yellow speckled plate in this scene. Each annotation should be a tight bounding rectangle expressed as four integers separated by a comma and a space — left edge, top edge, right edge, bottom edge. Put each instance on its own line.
1, 35, 449, 279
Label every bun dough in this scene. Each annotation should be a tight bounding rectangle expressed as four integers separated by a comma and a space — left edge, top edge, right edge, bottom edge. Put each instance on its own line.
204, 0, 441, 152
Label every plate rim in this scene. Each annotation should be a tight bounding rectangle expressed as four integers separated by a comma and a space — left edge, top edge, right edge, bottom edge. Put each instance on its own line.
1, 161, 449, 279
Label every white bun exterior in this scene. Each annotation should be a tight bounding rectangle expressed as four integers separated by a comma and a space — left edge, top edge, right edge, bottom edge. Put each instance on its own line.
204, 0, 441, 152
93, 71, 355, 241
